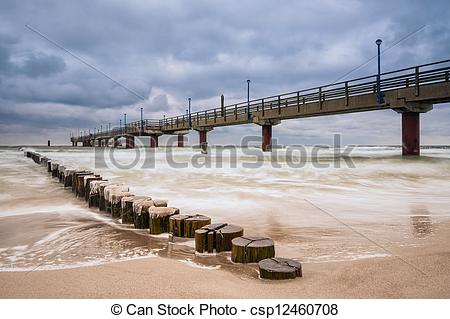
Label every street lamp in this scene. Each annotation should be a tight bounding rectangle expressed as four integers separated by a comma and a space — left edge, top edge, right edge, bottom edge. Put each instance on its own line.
124, 113, 127, 132
247, 79, 251, 120
140, 107, 144, 133
376, 39, 384, 104
188, 97, 192, 127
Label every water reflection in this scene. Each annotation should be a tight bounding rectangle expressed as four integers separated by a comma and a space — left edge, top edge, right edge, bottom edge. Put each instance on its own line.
410, 207, 433, 238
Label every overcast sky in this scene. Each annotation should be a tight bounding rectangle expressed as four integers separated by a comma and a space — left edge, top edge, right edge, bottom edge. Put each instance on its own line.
0, 0, 449, 146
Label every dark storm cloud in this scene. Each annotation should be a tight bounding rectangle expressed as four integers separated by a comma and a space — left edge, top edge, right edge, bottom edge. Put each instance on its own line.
0, 0, 449, 144
19, 52, 66, 78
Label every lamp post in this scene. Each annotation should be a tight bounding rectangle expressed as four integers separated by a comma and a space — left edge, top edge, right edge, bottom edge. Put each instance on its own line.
140, 107, 143, 134
108, 122, 111, 133
124, 113, 127, 133
119, 119, 122, 135
376, 39, 384, 104
247, 79, 251, 120
188, 97, 192, 127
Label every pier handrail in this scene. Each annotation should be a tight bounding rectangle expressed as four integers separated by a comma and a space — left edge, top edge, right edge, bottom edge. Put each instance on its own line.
74, 58, 450, 140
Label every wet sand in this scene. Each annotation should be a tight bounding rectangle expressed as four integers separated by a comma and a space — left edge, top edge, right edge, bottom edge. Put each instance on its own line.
1, 221, 450, 298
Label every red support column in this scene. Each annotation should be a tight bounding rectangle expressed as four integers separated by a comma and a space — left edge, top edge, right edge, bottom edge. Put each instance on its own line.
199, 130, 207, 147
178, 134, 184, 147
402, 112, 420, 156
125, 136, 135, 148
262, 124, 272, 152
150, 134, 159, 148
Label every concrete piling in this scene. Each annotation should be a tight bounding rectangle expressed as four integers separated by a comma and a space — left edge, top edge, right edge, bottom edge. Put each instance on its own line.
76, 174, 94, 198
84, 176, 103, 201
98, 182, 115, 211
133, 200, 168, 229
258, 258, 302, 280
104, 185, 129, 214
120, 196, 137, 224
110, 190, 134, 218
231, 236, 275, 263
148, 207, 180, 234
24, 151, 295, 280
121, 196, 151, 224
63, 169, 75, 187
169, 214, 211, 238
195, 223, 243, 253
51, 162, 59, 177
88, 180, 108, 207
71, 171, 92, 193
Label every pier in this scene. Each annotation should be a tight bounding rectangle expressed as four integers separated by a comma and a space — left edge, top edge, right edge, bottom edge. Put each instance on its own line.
71, 59, 450, 156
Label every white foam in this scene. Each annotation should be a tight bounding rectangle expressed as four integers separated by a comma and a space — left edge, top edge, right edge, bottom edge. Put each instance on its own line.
178, 259, 221, 270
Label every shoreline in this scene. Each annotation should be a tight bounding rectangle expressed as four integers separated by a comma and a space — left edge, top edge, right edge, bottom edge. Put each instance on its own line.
2, 218, 450, 298
1, 249, 450, 298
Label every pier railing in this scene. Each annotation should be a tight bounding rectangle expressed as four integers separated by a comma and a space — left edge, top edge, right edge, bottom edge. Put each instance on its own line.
74, 59, 450, 141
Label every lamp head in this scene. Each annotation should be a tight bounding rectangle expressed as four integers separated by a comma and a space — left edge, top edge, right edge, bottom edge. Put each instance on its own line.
376, 39, 382, 46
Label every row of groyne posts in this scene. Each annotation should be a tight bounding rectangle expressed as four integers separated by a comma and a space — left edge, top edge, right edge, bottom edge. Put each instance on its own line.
25, 150, 302, 280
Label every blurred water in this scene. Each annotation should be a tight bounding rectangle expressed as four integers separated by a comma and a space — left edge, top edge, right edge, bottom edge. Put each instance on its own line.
0, 145, 449, 272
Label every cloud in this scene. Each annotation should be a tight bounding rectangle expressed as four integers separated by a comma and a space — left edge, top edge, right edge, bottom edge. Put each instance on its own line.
0, 0, 449, 145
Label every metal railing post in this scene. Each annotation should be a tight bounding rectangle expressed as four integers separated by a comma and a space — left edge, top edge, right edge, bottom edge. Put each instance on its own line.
318, 87, 322, 109
345, 81, 349, 106
277, 95, 281, 114
262, 98, 265, 117
415, 66, 420, 96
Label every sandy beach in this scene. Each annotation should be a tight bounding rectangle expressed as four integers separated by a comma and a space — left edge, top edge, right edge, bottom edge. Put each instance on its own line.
1, 220, 450, 299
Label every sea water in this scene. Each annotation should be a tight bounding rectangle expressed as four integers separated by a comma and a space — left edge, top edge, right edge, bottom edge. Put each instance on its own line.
0, 145, 449, 272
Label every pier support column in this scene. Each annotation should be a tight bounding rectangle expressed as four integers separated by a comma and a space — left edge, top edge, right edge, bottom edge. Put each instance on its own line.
402, 113, 420, 156
392, 102, 432, 157
178, 134, 185, 147
254, 119, 281, 152
199, 131, 207, 146
97, 139, 101, 147
262, 125, 272, 152
195, 127, 213, 153
125, 136, 135, 149
150, 134, 159, 148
